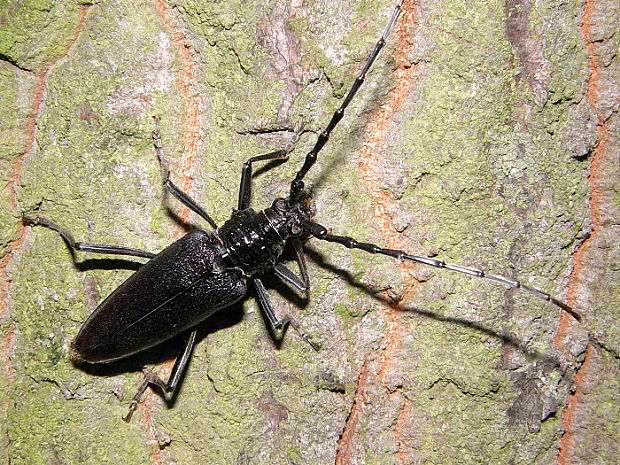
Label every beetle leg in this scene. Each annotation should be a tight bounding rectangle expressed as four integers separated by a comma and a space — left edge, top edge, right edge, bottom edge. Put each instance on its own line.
273, 263, 308, 295
273, 241, 311, 298
253, 277, 320, 351
152, 117, 218, 229
238, 122, 306, 210
22, 215, 156, 259
123, 328, 197, 422
291, 239, 310, 296
238, 150, 290, 210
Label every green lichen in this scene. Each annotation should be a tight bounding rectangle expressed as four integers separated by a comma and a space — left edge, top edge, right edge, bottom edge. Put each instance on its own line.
382, 0, 591, 461
4, 0, 614, 463
335, 302, 352, 320
0, 0, 88, 72
7, 1, 186, 463
0, 64, 35, 253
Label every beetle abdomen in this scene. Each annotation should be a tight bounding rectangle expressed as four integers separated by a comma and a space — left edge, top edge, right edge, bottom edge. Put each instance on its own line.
71, 230, 247, 363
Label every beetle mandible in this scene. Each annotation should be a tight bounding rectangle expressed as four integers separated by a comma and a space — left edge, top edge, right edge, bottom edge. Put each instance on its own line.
23, 0, 582, 422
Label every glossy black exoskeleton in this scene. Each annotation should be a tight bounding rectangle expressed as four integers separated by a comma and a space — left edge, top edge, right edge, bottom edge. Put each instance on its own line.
23, 0, 581, 421
69, 197, 314, 364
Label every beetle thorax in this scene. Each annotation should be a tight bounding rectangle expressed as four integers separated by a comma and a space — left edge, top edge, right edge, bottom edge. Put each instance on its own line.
216, 196, 312, 276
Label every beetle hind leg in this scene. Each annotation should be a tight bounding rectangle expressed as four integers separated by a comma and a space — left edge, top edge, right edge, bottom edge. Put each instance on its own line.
123, 328, 197, 422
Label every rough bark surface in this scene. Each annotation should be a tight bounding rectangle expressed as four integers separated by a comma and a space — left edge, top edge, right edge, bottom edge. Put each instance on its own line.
1, 0, 618, 464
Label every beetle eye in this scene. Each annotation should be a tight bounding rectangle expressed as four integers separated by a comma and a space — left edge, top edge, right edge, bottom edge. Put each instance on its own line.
290, 224, 302, 235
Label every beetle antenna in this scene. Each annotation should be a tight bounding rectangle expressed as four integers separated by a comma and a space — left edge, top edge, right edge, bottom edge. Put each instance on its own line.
304, 220, 584, 322
289, 0, 404, 199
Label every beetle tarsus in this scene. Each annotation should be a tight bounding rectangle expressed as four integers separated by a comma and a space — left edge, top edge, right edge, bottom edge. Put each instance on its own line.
123, 376, 151, 423
285, 317, 321, 352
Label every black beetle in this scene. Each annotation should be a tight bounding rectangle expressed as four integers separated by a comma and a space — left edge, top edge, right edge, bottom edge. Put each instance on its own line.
23, 0, 581, 421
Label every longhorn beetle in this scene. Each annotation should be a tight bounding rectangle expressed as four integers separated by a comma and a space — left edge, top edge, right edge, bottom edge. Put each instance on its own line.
23, 0, 582, 422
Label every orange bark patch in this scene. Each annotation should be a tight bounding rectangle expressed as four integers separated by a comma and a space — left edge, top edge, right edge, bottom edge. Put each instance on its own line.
556, 0, 608, 463
2, 2, 91, 457
138, 2, 202, 458
336, 1, 419, 463
153, 0, 201, 223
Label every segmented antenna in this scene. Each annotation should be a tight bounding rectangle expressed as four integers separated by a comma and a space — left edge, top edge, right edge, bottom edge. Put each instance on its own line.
290, 0, 404, 198
304, 220, 583, 322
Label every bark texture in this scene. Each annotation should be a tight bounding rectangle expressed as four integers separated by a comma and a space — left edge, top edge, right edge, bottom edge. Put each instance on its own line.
1, 0, 618, 464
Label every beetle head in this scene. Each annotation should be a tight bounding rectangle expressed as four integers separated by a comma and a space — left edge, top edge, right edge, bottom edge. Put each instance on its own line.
272, 191, 314, 238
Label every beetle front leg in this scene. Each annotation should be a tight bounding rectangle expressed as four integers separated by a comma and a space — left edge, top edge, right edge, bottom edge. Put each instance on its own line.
237, 122, 306, 210
22, 216, 156, 259
273, 263, 308, 295
237, 150, 289, 210
272, 240, 311, 297
123, 328, 197, 422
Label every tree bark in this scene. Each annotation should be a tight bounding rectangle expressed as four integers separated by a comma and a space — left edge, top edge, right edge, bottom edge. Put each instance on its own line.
1, 0, 618, 464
